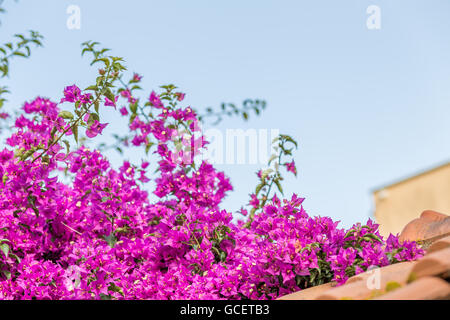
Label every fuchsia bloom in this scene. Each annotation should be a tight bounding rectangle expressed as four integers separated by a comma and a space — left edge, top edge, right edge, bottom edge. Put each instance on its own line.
249, 194, 260, 208
119, 106, 129, 116
86, 120, 108, 138
120, 89, 131, 98
120, 89, 137, 105
60, 85, 91, 105
104, 96, 118, 108
133, 73, 142, 82
60, 85, 81, 103
285, 160, 297, 176
175, 92, 186, 102
0, 90, 424, 301
149, 91, 164, 109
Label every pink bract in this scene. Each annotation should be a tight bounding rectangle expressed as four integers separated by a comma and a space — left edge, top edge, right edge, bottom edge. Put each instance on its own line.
0, 90, 424, 300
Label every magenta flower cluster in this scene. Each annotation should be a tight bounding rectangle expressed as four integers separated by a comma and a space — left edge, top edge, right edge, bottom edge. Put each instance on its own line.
0, 86, 424, 300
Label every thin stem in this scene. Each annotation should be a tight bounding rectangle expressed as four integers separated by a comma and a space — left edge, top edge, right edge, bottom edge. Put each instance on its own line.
31, 68, 113, 164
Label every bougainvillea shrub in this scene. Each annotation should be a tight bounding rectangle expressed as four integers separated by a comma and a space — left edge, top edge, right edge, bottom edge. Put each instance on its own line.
0, 43, 424, 300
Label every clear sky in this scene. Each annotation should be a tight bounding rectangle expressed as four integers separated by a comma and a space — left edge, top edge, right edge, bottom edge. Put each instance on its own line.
1, 0, 449, 229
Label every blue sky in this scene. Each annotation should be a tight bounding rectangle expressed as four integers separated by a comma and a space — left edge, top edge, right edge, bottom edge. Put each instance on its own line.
1, 0, 450, 229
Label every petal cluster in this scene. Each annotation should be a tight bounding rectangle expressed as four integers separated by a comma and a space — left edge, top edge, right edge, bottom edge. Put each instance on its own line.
0, 93, 424, 300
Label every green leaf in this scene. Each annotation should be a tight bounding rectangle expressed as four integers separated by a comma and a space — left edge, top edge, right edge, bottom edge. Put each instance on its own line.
261, 169, 273, 180
274, 179, 284, 195
27, 194, 39, 217
255, 182, 264, 195
58, 111, 74, 120
73, 125, 79, 144
130, 102, 138, 114
344, 229, 355, 239
268, 154, 277, 165
1, 270, 11, 280
104, 88, 115, 102
88, 113, 100, 125
0, 243, 9, 258
62, 140, 70, 155
108, 282, 124, 297
85, 85, 97, 91
363, 233, 383, 243
103, 233, 117, 248
13, 51, 27, 58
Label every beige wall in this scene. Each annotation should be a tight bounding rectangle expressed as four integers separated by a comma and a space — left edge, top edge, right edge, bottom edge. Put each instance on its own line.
373, 163, 450, 237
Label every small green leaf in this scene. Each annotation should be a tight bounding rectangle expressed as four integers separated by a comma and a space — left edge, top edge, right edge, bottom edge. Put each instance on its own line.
274, 179, 284, 195
62, 140, 70, 155
268, 154, 277, 165
104, 88, 115, 103
255, 182, 264, 195
103, 233, 117, 248
261, 169, 273, 180
73, 125, 79, 144
1, 270, 11, 280
108, 282, 124, 297
59, 111, 74, 120
0, 243, 9, 258
130, 102, 138, 114
85, 85, 98, 91
27, 194, 39, 217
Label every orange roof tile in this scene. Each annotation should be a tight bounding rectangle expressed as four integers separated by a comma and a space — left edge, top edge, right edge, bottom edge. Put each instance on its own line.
277, 210, 450, 300
373, 277, 450, 300
347, 261, 415, 285
277, 282, 336, 300
427, 235, 450, 254
399, 210, 450, 242
409, 247, 450, 279
314, 281, 366, 300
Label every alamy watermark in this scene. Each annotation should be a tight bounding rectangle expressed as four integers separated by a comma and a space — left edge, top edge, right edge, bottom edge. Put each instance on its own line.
66, 5, 81, 30
168, 126, 281, 167
366, 5, 381, 30
365, 265, 381, 290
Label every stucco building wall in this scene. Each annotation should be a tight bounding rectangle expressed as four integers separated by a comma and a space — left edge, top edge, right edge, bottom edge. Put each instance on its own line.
373, 162, 450, 237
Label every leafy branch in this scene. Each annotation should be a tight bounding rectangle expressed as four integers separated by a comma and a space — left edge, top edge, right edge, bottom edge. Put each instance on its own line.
0, 31, 43, 109
245, 134, 298, 227
198, 99, 266, 125
29, 41, 126, 163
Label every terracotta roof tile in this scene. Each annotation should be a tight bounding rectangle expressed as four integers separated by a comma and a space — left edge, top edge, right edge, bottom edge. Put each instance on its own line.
315, 280, 374, 300
314, 262, 420, 300
409, 247, 450, 279
277, 282, 336, 300
373, 277, 450, 300
399, 210, 450, 242
420, 210, 449, 222
277, 210, 450, 300
427, 235, 450, 254
347, 261, 415, 285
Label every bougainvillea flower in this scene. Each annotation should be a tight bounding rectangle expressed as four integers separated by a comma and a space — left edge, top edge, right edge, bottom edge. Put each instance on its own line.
86, 120, 108, 138
0, 91, 424, 301
133, 73, 142, 82
119, 107, 129, 116
149, 91, 164, 109
285, 160, 297, 176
